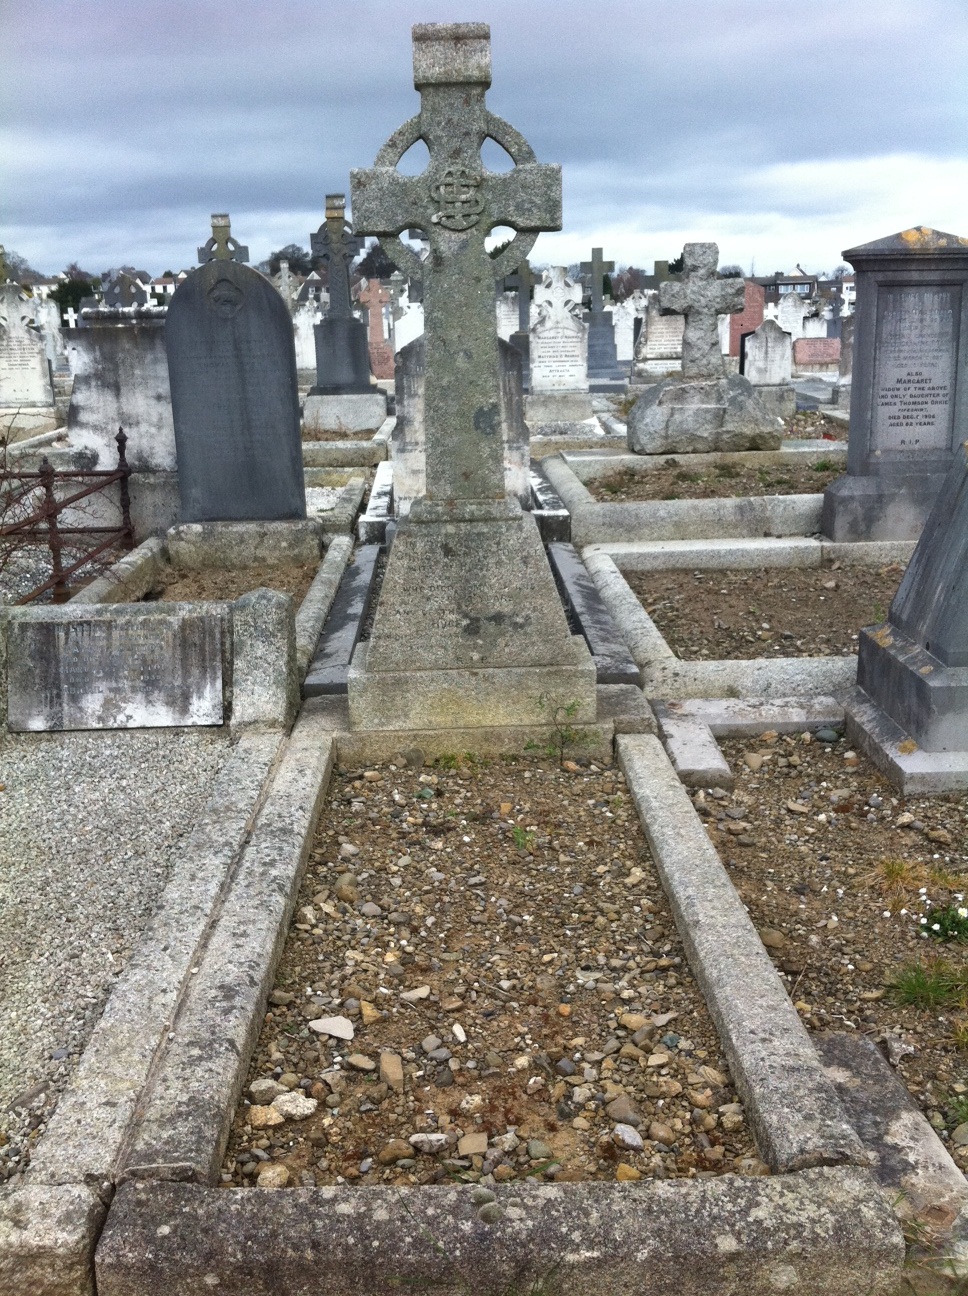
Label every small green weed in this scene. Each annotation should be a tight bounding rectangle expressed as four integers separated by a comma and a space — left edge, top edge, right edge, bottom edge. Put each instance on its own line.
921, 903, 968, 943
890, 959, 967, 1009
511, 825, 536, 851
810, 458, 837, 472
714, 463, 739, 479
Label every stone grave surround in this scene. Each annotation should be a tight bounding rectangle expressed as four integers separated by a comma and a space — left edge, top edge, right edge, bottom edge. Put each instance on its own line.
347, 22, 595, 733
846, 438, 968, 787
627, 243, 781, 455
525, 266, 594, 425
167, 215, 307, 525
822, 227, 968, 543
303, 196, 387, 435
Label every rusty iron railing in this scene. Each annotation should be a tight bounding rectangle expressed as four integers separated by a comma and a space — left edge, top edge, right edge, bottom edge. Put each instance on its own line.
0, 427, 134, 603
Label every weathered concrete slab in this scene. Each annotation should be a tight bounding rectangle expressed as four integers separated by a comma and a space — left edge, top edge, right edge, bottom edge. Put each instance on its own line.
0, 1183, 105, 1296
94, 1169, 903, 1296
303, 544, 381, 695
167, 520, 324, 569
586, 537, 822, 571
663, 696, 844, 737
547, 541, 641, 685
294, 535, 354, 678
652, 702, 734, 788
617, 733, 866, 1173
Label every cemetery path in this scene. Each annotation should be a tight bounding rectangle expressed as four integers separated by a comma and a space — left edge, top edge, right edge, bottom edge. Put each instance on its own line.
221, 754, 763, 1190
702, 733, 968, 1175
628, 561, 907, 660
0, 728, 229, 1184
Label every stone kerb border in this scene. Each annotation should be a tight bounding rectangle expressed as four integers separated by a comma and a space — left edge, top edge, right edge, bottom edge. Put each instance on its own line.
581, 543, 914, 702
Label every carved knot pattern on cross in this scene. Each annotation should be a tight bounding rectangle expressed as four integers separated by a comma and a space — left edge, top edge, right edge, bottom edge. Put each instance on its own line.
349, 22, 562, 505
197, 214, 249, 265
310, 194, 363, 322
658, 242, 745, 380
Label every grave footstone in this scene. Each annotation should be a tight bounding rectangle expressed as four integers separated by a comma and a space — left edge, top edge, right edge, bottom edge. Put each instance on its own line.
0, 258, 57, 438
822, 227, 968, 542
526, 266, 593, 427
845, 439, 968, 788
347, 22, 595, 733
743, 318, 795, 419
580, 246, 625, 389
303, 195, 387, 436
627, 243, 780, 454
166, 214, 306, 524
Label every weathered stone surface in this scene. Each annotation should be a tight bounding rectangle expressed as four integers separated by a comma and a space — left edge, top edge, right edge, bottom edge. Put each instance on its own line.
0, 281, 54, 410
230, 589, 298, 731
94, 1171, 904, 1296
627, 374, 781, 454
6, 604, 223, 732
166, 520, 323, 569
659, 243, 745, 380
744, 319, 792, 386
167, 254, 305, 524
0, 1182, 106, 1296
303, 391, 386, 435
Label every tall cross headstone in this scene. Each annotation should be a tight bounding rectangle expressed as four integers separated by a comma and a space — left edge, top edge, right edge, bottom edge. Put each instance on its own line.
659, 243, 745, 379
311, 195, 362, 321
580, 245, 623, 385
580, 247, 614, 314
351, 22, 561, 509
502, 258, 533, 387
346, 23, 594, 735
357, 277, 395, 379
166, 215, 305, 522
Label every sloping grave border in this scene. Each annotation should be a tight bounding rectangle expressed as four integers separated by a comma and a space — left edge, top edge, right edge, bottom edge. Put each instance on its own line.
581, 539, 915, 702
541, 441, 847, 547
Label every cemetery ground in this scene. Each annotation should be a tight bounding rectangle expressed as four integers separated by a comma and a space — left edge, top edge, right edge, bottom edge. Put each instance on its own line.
146, 559, 318, 605
588, 458, 842, 502
629, 560, 907, 659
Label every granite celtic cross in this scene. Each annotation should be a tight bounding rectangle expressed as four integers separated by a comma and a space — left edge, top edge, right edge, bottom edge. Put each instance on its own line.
310, 195, 363, 321
351, 22, 561, 506
659, 242, 745, 379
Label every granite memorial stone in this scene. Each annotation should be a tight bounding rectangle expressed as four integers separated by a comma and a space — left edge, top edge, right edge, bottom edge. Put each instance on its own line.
526, 266, 593, 425
743, 318, 796, 419
167, 214, 306, 523
627, 243, 780, 453
348, 22, 594, 732
0, 256, 56, 435
822, 227, 968, 542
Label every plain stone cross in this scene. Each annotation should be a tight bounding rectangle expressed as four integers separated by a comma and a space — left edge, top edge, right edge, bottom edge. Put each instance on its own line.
310, 195, 362, 322
659, 242, 745, 379
197, 213, 249, 265
503, 259, 533, 333
580, 247, 614, 314
351, 22, 561, 508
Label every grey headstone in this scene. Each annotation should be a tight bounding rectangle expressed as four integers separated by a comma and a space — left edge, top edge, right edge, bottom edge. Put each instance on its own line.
0, 282, 54, 409
166, 258, 306, 523
745, 319, 793, 386
6, 606, 224, 732
66, 326, 175, 470
308, 195, 372, 395
822, 227, 968, 541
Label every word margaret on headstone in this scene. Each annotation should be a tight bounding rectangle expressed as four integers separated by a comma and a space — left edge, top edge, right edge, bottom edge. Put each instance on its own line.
166, 214, 305, 524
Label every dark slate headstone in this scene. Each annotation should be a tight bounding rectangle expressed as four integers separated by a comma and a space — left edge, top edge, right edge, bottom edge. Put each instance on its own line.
854, 441, 968, 751
7, 606, 224, 732
166, 260, 305, 523
822, 227, 968, 541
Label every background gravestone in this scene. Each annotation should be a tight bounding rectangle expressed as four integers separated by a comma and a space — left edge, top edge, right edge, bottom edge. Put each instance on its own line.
580, 246, 625, 388
167, 217, 305, 523
526, 266, 593, 426
0, 267, 57, 437
822, 227, 968, 542
743, 318, 796, 419
632, 295, 684, 381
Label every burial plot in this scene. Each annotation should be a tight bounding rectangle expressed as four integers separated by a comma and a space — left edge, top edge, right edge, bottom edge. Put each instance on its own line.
303, 195, 387, 435
526, 266, 593, 425
348, 22, 595, 733
167, 215, 306, 524
580, 245, 625, 388
627, 243, 780, 454
822, 227, 968, 542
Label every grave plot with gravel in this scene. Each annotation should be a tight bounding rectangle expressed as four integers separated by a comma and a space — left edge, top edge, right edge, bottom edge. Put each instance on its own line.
143, 561, 319, 605
692, 727, 968, 1172
221, 755, 763, 1190
588, 459, 842, 503
0, 728, 230, 1183
626, 562, 907, 659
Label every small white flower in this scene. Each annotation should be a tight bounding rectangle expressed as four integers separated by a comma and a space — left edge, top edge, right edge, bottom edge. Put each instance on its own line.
958, 907, 968, 919
920, 917, 928, 924
882, 910, 891, 918
932, 923, 941, 931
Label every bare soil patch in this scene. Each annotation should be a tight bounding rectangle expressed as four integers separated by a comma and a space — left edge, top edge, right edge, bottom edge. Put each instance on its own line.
626, 562, 906, 659
589, 458, 842, 502
700, 732, 968, 1173
149, 562, 318, 605
785, 410, 847, 441
221, 755, 761, 1190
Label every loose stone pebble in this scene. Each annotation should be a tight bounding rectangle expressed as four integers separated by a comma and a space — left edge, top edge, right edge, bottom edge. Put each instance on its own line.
308, 1016, 355, 1041
256, 1163, 290, 1188
346, 1054, 376, 1072
457, 1132, 488, 1156
379, 1052, 405, 1092
612, 1123, 644, 1151
409, 1133, 449, 1155
400, 985, 431, 1004
248, 1078, 287, 1104
615, 1163, 642, 1181
378, 1139, 412, 1164
649, 1121, 676, 1146
248, 1105, 285, 1129
605, 1095, 641, 1127
271, 1092, 317, 1121
334, 874, 360, 903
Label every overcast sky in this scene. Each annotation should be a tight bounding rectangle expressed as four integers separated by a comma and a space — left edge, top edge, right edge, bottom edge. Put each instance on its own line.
2, 0, 967, 279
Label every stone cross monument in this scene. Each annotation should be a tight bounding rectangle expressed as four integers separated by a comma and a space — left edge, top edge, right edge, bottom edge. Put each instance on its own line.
503, 258, 534, 385
197, 213, 249, 264
659, 243, 745, 379
346, 22, 595, 736
580, 246, 614, 314
311, 195, 363, 321
581, 245, 623, 385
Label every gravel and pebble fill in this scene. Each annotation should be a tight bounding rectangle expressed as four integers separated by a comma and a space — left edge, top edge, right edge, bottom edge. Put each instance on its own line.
222, 754, 762, 1190
588, 460, 842, 503
0, 728, 229, 1181
627, 562, 907, 660
698, 730, 968, 1172
150, 562, 319, 605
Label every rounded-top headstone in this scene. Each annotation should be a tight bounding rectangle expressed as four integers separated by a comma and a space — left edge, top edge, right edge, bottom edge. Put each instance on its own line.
167, 260, 305, 523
